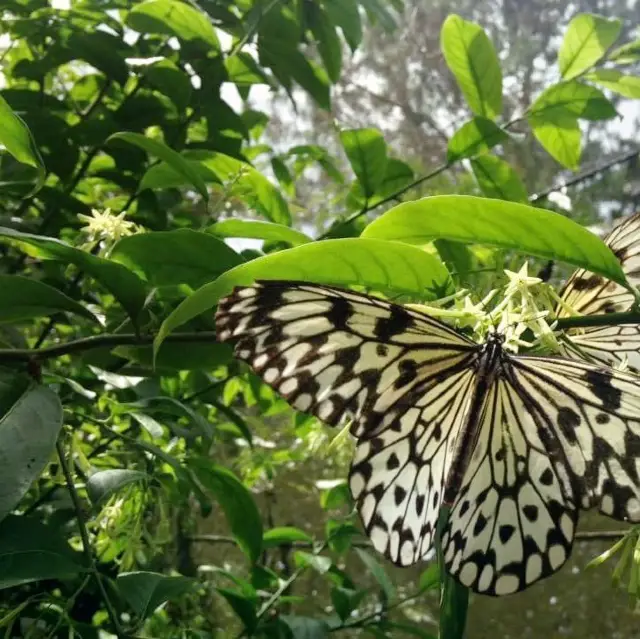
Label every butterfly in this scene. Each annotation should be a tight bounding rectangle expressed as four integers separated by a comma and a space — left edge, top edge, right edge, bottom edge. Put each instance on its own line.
558, 212, 640, 371
215, 278, 640, 595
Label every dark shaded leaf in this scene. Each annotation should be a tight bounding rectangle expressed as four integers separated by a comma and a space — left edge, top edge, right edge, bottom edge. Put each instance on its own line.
117, 571, 195, 619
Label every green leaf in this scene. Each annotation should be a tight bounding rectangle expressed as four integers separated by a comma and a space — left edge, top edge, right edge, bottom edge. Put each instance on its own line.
323, 0, 361, 50
447, 117, 508, 162
0, 93, 45, 193
86, 469, 148, 506
225, 53, 271, 86
282, 615, 330, 639
0, 227, 147, 321
470, 155, 528, 202
154, 238, 452, 351
529, 109, 581, 170
348, 158, 415, 210
585, 70, 640, 98
340, 128, 388, 199
354, 547, 395, 600
210, 219, 312, 247
0, 385, 63, 522
110, 229, 242, 289
309, 4, 342, 82
558, 13, 621, 80
440, 15, 502, 119
263, 527, 313, 547
126, 0, 220, 51
144, 59, 193, 110
434, 240, 474, 279
141, 150, 291, 225
191, 459, 262, 563
294, 551, 332, 574
608, 39, 640, 64
117, 571, 195, 619
418, 564, 440, 592
0, 515, 88, 589
218, 588, 257, 631
108, 132, 209, 201
362, 195, 625, 284
529, 81, 616, 121
0, 275, 97, 322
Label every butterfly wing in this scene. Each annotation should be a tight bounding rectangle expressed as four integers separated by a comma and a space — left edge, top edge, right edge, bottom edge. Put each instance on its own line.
216, 280, 479, 436
558, 212, 640, 370
216, 280, 482, 565
442, 354, 640, 595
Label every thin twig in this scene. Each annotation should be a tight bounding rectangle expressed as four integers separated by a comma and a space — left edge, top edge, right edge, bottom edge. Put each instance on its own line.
56, 439, 126, 638
530, 149, 640, 203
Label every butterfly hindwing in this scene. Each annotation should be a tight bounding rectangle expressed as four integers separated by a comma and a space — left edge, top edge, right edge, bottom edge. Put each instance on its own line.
442, 378, 578, 595
559, 212, 640, 371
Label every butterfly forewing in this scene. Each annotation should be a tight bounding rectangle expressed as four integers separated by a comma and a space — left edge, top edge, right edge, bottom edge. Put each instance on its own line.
350, 364, 476, 567
216, 280, 478, 436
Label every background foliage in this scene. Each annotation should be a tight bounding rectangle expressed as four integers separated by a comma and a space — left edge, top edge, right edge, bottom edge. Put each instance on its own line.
1, 0, 640, 637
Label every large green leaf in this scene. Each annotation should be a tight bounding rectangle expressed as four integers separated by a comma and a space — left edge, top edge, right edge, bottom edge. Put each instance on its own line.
470, 155, 528, 203
608, 39, 640, 64
558, 13, 621, 80
108, 132, 209, 201
0, 275, 97, 322
0, 93, 45, 193
447, 117, 508, 162
209, 219, 312, 247
154, 238, 452, 351
144, 59, 193, 111
440, 15, 502, 119
110, 229, 243, 289
347, 158, 415, 210
117, 571, 195, 619
585, 70, 640, 98
0, 384, 63, 522
191, 459, 263, 563
529, 109, 581, 170
362, 195, 625, 284
0, 515, 88, 589
529, 81, 616, 121
140, 150, 291, 225
126, 0, 220, 51
339, 128, 388, 199
0, 227, 147, 321
309, 3, 342, 82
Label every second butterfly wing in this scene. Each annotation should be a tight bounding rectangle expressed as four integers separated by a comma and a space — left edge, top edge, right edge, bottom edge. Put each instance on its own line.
557, 212, 640, 371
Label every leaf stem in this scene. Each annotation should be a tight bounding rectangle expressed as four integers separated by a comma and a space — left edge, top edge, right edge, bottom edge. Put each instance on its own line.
56, 438, 126, 638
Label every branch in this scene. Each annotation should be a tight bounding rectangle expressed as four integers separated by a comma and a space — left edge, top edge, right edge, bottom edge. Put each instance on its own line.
189, 529, 626, 548
530, 149, 640, 203
0, 331, 218, 363
554, 311, 640, 330
4, 308, 640, 365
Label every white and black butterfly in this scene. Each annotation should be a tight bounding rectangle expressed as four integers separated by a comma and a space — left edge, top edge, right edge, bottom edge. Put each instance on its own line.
216, 279, 640, 595
558, 212, 640, 371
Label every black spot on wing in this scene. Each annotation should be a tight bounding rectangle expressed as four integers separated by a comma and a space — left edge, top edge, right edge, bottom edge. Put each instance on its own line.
572, 274, 603, 291
374, 306, 413, 341
499, 524, 515, 544
327, 297, 353, 329
557, 407, 580, 445
396, 359, 419, 388
586, 369, 622, 410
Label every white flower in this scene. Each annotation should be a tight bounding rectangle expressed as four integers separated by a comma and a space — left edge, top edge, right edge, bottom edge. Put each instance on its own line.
78, 208, 138, 245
